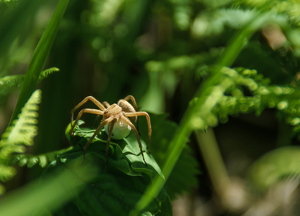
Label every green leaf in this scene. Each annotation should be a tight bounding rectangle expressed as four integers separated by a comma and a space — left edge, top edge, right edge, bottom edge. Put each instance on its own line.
59, 114, 174, 215
248, 146, 300, 191
46, 145, 169, 216
65, 120, 164, 179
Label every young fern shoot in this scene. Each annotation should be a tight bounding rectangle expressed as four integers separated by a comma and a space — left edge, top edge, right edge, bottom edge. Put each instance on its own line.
69, 95, 151, 169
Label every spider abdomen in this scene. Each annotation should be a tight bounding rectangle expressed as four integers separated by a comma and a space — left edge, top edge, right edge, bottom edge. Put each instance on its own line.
104, 118, 131, 140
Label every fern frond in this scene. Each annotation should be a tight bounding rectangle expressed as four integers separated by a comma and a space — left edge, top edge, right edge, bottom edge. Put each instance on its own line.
0, 75, 24, 96
37, 67, 59, 82
11, 146, 73, 168
0, 165, 16, 182
0, 90, 41, 194
240, 0, 300, 24
2, 90, 41, 146
191, 8, 288, 38
0, 67, 59, 96
189, 67, 300, 133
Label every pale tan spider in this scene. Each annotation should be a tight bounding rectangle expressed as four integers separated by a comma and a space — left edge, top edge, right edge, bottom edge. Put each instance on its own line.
69, 95, 151, 168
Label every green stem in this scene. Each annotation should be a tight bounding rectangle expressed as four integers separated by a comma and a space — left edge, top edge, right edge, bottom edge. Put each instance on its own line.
195, 129, 230, 199
8, 0, 69, 125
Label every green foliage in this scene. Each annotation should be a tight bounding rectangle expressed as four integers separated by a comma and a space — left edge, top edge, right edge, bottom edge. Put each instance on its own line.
66, 119, 164, 179
249, 146, 300, 191
11, 146, 72, 168
138, 114, 199, 199
51, 120, 172, 216
0, 0, 17, 7
242, 0, 300, 24
191, 8, 288, 38
4, 0, 300, 215
0, 159, 98, 216
0, 67, 59, 96
0, 90, 41, 194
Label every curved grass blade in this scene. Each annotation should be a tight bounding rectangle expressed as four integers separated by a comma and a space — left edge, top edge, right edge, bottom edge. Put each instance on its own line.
9, 0, 69, 125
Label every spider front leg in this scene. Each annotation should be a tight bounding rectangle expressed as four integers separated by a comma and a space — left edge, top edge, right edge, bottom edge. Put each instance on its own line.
102, 101, 110, 108
70, 109, 104, 150
83, 116, 114, 161
70, 96, 106, 123
70, 108, 104, 136
123, 95, 140, 133
124, 111, 152, 152
123, 95, 139, 111
121, 116, 147, 166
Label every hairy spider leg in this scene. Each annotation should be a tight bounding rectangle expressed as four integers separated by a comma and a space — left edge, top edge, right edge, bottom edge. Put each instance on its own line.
123, 95, 140, 133
120, 116, 147, 166
83, 116, 115, 160
70, 109, 104, 150
70, 96, 106, 123
123, 95, 139, 111
125, 111, 151, 152
102, 101, 111, 108
105, 119, 117, 171
70, 108, 104, 136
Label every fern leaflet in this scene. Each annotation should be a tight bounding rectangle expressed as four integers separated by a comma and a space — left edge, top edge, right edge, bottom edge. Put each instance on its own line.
0, 90, 41, 194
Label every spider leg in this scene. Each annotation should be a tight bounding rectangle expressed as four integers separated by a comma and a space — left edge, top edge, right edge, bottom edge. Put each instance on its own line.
124, 112, 151, 152
70, 108, 104, 137
123, 95, 139, 111
83, 116, 114, 161
105, 119, 117, 172
123, 95, 140, 134
102, 101, 111, 108
92, 103, 109, 128
121, 116, 147, 166
70, 96, 106, 123
70, 109, 103, 151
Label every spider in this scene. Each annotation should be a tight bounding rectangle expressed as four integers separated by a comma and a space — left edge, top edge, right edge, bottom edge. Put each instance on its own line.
69, 95, 151, 169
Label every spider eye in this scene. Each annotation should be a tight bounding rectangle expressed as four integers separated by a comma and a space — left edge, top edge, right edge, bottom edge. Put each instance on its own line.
104, 111, 108, 114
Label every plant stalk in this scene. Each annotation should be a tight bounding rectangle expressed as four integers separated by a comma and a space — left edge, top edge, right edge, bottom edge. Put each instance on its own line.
8, 0, 69, 126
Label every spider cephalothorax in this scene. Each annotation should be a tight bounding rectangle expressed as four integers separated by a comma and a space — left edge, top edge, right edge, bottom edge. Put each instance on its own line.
69, 95, 151, 168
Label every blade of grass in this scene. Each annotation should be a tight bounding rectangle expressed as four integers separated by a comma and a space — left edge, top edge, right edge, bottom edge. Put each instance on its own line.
0, 160, 97, 216
8, 0, 69, 125
129, 11, 266, 216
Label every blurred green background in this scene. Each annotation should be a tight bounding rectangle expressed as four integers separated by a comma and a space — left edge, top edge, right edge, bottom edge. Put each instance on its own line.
2, 0, 300, 215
